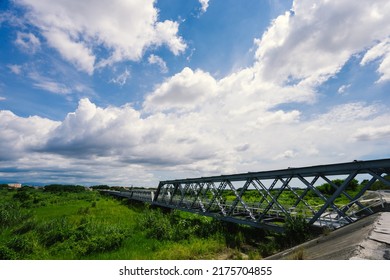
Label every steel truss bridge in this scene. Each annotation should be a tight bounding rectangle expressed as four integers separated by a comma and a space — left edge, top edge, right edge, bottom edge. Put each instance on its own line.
104, 159, 390, 232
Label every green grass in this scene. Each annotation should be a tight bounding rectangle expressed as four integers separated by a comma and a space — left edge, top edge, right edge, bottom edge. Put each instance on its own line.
1, 184, 336, 260
0, 188, 243, 260
2, 175, 388, 260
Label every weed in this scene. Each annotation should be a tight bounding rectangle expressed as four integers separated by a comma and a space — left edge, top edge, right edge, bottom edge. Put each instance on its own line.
289, 247, 305, 260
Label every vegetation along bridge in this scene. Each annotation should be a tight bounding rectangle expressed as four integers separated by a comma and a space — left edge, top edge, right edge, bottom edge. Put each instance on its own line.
103, 158, 390, 232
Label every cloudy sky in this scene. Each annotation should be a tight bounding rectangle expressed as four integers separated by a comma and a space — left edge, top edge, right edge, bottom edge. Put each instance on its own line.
0, 0, 389, 186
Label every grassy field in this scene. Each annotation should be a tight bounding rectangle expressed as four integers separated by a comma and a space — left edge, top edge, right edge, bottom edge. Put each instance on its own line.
1, 186, 291, 260
3, 176, 387, 260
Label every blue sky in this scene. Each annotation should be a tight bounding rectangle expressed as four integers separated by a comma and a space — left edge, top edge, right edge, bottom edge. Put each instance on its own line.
0, 0, 389, 186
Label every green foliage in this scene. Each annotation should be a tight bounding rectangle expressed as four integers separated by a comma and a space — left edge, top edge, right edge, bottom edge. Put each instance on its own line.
44, 184, 86, 193
0, 184, 330, 260
0, 245, 17, 260
0, 201, 31, 228
13, 189, 33, 203
136, 209, 222, 242
6, 235, 36, 257
0, 183, 10, 189
13, 218, 38, 235
37, 217, 74, 247
365, 175, 390, 190
316, 179, 359, 196
90, 185, 110, 190
278, 216, 310, 248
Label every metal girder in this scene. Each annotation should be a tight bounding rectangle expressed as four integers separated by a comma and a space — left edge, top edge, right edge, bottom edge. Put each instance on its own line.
160, 158, 390, 184
106, 158, 390, 232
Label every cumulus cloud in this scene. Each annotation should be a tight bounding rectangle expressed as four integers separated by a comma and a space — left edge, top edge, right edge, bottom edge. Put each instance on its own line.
0, 110, 60, 161
1, 98, 389, 185
1, 0, 390, 185
143, 67, 218, 112
254, 0, 390, 87
14, 0, 186, 74
39, 99, 218, 167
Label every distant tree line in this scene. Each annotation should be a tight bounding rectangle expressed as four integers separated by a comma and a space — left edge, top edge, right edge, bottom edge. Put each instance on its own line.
44, 184, 86, 193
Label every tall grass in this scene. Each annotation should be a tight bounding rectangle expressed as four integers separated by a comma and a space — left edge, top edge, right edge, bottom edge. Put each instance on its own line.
0, 186, 317, 260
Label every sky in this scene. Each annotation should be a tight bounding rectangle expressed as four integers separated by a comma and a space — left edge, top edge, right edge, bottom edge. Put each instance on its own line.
0, 0, 390, 187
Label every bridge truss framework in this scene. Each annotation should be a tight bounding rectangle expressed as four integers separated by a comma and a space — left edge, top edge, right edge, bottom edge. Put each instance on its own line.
107, 159, 390, 232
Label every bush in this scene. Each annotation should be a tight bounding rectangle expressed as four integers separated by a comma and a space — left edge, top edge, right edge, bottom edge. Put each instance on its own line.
278, 216, 310, 248
44, 185, 86, 193
0, 202, 31, 228
37, 217, 75, 247
136, 209, 224, 242
13, 190, 33, 203
7, 235, 35, 256
0, 245, 16, 260
137, 209, 174, 240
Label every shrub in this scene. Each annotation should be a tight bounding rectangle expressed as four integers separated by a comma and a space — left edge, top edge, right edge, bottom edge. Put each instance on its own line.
44, 184, 86, 193
13, 190, 33, 203
0, 245, 16, 260
37, 217, 75, 247
278, 216, 310, 248
0, 202, 31, 228
7, 235, 35, 256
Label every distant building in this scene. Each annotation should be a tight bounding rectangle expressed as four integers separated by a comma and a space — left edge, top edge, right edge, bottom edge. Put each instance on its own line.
8, 183, 22, 189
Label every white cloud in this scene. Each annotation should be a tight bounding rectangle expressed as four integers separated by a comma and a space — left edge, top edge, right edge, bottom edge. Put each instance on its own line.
352, 125, 390, 141
143, 67, 218, 112
14, 31, 40, 53
110, 68, 131, 86
199, 0, 210, 13
274, 150, 297, 160
33, 80, 72, 95
1, 98, 389, 185
14, 0, 186, 74
28, 72, 72, 95
2, 0, 390, 185
338, 84, 351, 95
0, 96, 5, 101
254, 0, 390, 87
43, 29, 95, 75
0, 110, 60, 161
7, 64, 23, 75
148, 54, 168, 73
360, 38, 390, 82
